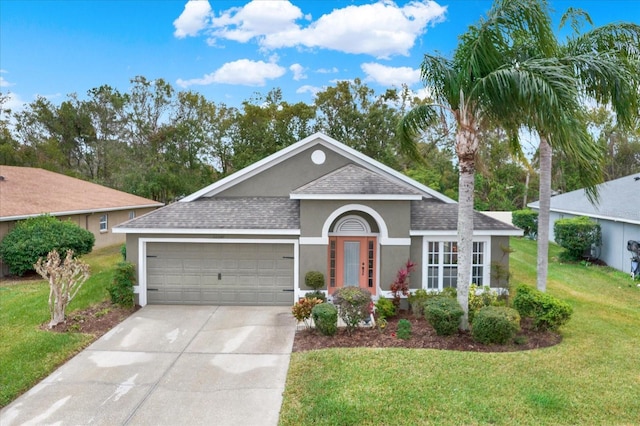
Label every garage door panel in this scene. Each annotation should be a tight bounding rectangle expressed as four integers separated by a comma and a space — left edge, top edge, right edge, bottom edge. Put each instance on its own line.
146, 242, 294, 305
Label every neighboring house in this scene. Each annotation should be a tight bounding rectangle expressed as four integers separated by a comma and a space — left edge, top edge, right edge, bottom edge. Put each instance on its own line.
0, 165, 163, 276
114, 133, 522, 307
529, 173, 640, 274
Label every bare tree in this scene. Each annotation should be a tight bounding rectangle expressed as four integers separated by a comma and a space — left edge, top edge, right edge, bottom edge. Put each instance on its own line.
34, 250, 91, 328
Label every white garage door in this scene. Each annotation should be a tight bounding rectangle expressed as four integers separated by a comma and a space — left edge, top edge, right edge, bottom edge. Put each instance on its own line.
146, 242, 295, 305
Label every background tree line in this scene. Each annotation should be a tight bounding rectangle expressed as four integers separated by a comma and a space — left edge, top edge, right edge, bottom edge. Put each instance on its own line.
1, 76, 638, 206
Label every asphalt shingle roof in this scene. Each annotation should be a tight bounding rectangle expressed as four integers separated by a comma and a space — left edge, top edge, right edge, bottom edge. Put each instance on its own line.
292, 164, 422, 196
411, 199, 520, 231
0, 165, 162, 219
529, 173, 640, 223
118, 197, 300, 230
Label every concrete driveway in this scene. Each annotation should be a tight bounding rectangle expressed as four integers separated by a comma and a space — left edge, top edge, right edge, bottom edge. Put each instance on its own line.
0, 305, 297, 425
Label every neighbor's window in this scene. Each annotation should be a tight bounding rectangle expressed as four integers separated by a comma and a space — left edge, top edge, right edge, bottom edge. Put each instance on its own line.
129, 211, 136, 220
99, 214, 108, 232
424, 240, 488, 290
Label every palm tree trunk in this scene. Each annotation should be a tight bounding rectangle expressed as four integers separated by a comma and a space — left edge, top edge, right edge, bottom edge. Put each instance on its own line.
536, 136, 552, 292
455, 115, 478, 330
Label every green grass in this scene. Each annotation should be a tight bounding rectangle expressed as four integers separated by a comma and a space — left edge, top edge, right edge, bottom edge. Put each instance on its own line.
0, 245, 122, 407
280, 238, 640, 425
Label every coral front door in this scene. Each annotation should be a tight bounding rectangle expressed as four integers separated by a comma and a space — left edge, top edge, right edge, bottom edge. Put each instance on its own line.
328, 236, 377, 295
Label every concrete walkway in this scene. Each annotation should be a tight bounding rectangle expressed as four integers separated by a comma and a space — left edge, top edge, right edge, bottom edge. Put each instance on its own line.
0, 305, 297, 425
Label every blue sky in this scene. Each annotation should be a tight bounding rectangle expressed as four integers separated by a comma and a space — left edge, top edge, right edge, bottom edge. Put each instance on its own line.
1, 0, 639, 112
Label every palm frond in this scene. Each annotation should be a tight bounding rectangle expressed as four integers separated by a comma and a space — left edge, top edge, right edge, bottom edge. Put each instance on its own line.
397, 104, 441, 163
420, 54, 460, 109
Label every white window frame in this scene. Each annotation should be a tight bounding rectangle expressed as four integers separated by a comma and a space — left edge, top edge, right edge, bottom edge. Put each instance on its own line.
129, 211, 136, 220
421, 236, 491, 291
99, 214, 108, 232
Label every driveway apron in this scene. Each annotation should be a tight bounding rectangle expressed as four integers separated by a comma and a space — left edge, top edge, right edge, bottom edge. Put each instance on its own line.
1, 305, 297, 425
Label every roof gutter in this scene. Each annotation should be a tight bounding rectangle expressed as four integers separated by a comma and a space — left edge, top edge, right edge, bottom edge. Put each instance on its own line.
528, 205, 640, 225
0, 203, 164, 222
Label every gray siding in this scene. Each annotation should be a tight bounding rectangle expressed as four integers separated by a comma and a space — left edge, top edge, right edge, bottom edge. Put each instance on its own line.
299, 245, 328, 290
300, 199, 411, 238
218, 146, 352, 197
409, 237, 423, 289
379, 245, 411, 293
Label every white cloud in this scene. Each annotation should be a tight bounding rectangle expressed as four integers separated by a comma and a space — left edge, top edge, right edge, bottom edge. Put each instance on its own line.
197, 1, 447, 58
0, 70, 14, 88
316, 67, 339, 74
210, 1, 304, 43
361, 62, 421, 86
174, 0, 212, 38
176, 59, 286, 87
289, 63, 307, 81
1, 92, 26, 113
296, 85, 322, 95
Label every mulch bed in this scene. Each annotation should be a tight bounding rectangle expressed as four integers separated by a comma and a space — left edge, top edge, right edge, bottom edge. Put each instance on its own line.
41, 301, 139, 338
292, 310, 561, 353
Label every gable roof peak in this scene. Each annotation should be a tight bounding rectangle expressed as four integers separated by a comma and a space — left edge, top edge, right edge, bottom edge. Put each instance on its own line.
181, 132, 455, 203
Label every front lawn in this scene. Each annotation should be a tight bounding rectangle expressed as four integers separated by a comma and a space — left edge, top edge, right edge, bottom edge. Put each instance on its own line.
279, 238, 640, 425
0, 245, 122, 407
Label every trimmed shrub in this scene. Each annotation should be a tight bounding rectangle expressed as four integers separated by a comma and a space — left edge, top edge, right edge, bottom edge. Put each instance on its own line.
468, 284, 499, 324
0, 215, 95, 276
305, 290, 327, 302
375, 297, 396, 320
424, 296, 464, 336
441, 287, 457, 299
397, 319, 412, 340
292, 297, 323, 329
408, 289, 430, 316
554, 216, 601, 261
305, 271, 325, 290
513, 284, 573, 331
107, 261, 136, 308
512, 209, 538, 239
333, 286, 372, 334
471, 306, 521, 344
120, 244, 127, 261
312, 303, 338, 336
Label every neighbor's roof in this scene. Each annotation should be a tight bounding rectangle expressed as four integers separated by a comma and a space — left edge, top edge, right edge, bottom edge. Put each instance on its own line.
0, 166, 164, 221
528, 173, 640, 224
291, 164, 422, 199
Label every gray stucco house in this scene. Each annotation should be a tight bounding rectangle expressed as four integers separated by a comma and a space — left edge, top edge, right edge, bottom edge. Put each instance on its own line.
529, 173, 640, 274
114, 133, 521, 306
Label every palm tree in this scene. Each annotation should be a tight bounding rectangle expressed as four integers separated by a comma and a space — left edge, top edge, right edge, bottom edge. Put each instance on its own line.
533, 15, 640, 291
399, 0, 582, 329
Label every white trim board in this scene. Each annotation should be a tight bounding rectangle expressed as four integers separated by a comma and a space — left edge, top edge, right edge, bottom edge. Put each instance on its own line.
114, 227, 300, 235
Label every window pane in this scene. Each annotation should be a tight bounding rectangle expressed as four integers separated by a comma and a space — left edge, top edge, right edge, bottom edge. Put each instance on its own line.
344, 241, 360, 286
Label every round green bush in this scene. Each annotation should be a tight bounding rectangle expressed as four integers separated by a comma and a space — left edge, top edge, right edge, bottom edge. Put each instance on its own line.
312, 303, 338, 336
375, 297, 396, 320
471, 306, 521, 345
0, 215, 95, 276
305, 271, 325, 290
424, 296, 464, 336
333, 286, 372, 333
513, 284, 573, 331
